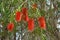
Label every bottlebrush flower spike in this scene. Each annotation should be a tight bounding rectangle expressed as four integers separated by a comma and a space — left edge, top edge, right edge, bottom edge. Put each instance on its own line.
7, 22, 14, 32
24, 14, 29, 22
38, 16, 46, 30
22, 7, 28, 15
28, 18, 34, 32
15, 11, 22, 22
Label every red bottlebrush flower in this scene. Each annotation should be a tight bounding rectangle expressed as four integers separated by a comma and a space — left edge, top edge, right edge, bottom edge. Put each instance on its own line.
28, 18, 34, 32
21, 7, 29, 21
7, 22, 14, 32
38, 16, 46, 30
22, 7, 28, 15
24, 14, 29, 22
32, 3, 37, 9
15, 11, 22, 22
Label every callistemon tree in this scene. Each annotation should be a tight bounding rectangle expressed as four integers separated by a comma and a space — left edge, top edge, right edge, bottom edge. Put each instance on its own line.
0, 0, 60, 40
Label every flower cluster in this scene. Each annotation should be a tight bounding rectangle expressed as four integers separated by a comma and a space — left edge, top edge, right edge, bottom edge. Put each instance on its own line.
7, 4, 46, 32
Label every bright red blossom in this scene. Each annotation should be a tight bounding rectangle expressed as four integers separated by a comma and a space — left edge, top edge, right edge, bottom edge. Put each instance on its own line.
38, 16, 46, 30
22, 7, 28, 15
28, 18, 34, 32
24, 14, 29, 22
7, 22, 14, 32
22, 7, 29, 22
15, 11, 22, 22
